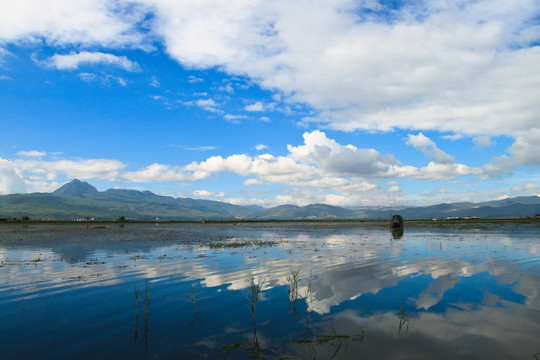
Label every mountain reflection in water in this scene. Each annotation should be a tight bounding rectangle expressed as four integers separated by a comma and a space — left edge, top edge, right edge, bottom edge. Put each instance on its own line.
0, 222, 538, 359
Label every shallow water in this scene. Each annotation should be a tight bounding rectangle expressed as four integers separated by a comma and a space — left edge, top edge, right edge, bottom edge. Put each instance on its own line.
0, 222, 539, 359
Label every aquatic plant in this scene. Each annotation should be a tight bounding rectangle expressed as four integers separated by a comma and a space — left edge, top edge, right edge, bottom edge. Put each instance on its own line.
295, 328, 365, 360
396, 292, 409, 335
143, 280, 151, 319
247, 275, 267, 334
184, 284, 203, 332
185, 284, 200, 311
208, 239, 278, 249
286, 268, 301, 318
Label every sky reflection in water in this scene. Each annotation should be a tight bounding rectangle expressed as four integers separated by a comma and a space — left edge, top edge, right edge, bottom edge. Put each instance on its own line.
0, 223, 538, 359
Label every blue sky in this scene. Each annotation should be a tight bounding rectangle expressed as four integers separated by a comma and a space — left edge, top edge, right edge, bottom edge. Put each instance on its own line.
0, 0, 539, 208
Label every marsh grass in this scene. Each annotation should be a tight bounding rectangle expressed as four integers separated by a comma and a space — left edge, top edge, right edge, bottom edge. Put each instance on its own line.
295, 328, 365, 360
208, 239, 278, 249
286, 268, 301, 318
222, 340, 294, 360
184, 284, 204, 331
396, 292, 409, 335
222, 275, 278, 359
133, 280, 151, 353
247, 275, 267, 334
184, 284, 200, 311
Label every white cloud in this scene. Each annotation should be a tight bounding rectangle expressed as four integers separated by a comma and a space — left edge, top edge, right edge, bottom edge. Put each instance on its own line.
16, 150, 46, 157
123, 163, 199, 182
188, 75, 203, 83
42, 51, 140, 71
223, 114, 247, 123
0, 130, 527, 205
244, 101, 265, 112
243, 178, 263, 186
2, 1, 538, 141
287, 130, 402, 178
193, 190, 225, 198
184, 146, 217, 151
473, 135, 495, 148
218, 83, 234, 93
150, 77, 160, 88
442, 134, 464, 141
138, 0, 539, 139
407, 133, 454, 164
78, 72, 130, 86
0, 156, 126, 193
0, 159, 25, 194
508, 128, 540, 166
18, 158, 126, 180
195, 98, 220, 112
483, 128, 540, 176
0, 47, 7, 61
255, 144, 268, 151
78, 72, 97, 82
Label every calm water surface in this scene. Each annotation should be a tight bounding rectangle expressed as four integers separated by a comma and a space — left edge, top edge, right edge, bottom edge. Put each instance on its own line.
0, 222, 539, 359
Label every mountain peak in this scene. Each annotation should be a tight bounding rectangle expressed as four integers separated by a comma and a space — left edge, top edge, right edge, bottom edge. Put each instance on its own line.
53, 179, 98, 197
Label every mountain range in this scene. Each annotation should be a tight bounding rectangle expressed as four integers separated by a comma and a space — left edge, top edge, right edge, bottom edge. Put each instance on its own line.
0, 179, 539, 220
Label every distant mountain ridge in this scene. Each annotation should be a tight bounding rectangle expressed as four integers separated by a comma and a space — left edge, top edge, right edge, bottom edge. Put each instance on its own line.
0, 179, 539, 220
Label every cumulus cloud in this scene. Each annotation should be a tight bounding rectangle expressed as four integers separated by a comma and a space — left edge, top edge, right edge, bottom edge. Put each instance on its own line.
244, 101, 265, 112
288, 130, 402, 178
483, 128, 540, 176
0, 130, 519, 205
124, 131, 483, 192
195, 98, 220, 112
508, 128, 540, 166
42, 51, 140, 71
407, 133, 454, 164
0, 159, 25, 194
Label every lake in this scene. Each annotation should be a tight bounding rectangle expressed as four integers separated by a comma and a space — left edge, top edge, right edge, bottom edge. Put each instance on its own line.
0, 222, 539, 359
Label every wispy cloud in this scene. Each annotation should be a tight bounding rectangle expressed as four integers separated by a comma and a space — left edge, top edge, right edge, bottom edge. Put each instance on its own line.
150, 77, 160, 88
185, 146, 218, 151
16, 150, 46, 158
79, 73, 129, 86
193, 190, 225, 198
188, 75, 203, 83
